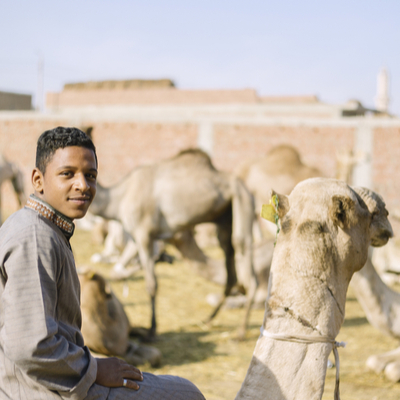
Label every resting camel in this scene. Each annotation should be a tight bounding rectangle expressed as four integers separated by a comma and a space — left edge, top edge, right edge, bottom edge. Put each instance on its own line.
78, 269, 162, 367
350, 251, 400, 382
89, 149, 256, 338
233, 178, 392, 400
0, 154, 25, 225
348, 189, 400, 383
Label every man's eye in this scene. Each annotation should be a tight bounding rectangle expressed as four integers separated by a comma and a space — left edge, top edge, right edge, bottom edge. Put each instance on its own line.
61, 171, 72, 177
86, 173, 97, 180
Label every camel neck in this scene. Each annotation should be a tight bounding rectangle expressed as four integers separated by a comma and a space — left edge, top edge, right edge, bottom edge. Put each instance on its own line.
235, 317, 333, 400
235, 258, 350, 400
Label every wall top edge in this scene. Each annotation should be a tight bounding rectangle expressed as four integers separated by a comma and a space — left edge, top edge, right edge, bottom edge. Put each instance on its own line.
0, 109, 399, 128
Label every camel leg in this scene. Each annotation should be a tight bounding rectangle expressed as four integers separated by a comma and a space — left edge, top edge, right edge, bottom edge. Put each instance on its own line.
135, 232, 158, 338
367, 346, 400, 382
204, 208, 237, 324
170, 229, 226, 285
113, 238, 139, 271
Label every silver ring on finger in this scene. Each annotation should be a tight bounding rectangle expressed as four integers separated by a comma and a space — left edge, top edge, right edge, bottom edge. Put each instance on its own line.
123, 378, 128, 387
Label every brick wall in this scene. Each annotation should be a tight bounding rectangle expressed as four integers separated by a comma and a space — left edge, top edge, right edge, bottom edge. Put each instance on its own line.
89, 121, 198, 185
212, 124, 355, 175
1, 112, 399, 236
47, 88, 259, 108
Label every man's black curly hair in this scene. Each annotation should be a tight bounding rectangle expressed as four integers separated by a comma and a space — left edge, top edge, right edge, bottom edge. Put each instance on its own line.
36, 127, 97, 173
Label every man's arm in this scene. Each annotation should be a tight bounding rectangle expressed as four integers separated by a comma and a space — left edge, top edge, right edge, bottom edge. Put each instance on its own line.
0, 224, 96, 400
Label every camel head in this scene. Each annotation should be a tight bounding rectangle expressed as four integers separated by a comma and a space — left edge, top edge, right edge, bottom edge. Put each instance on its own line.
78, 269, 113, 309
352, 187, 393, 247
266, 178, 393, 280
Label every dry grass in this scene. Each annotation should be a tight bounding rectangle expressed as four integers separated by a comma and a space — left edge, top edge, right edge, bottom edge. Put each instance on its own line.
72, 229, 400, 400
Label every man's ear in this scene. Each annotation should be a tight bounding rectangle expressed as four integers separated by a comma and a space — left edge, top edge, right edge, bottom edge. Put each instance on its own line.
31, 168, 44, 194
329, 195, 355, 230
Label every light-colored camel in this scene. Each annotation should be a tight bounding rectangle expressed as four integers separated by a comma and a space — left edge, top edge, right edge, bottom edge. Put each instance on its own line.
235, 145, 323, 239
89, 220, 273, 308
78, 269, 162, 367
350, 251, 400, 382
0, 154, 25, 224
89, 149, 256, 338
347, 188, 400, 382
234, 178, 392, 400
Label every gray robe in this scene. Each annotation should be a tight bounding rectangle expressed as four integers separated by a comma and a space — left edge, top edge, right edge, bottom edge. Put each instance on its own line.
0, 200, 205, 400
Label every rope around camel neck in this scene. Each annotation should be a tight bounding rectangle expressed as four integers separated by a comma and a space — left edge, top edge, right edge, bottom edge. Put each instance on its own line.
260, 328, 346, 400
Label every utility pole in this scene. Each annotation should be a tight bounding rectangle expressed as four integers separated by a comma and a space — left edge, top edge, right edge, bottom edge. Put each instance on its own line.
36, 52, 44, 112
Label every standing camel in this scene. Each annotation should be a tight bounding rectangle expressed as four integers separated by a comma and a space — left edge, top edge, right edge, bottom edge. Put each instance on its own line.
235, 144, 322, 239
0, 154, 25, 225
89, 149, 256, 338
234, 178, 392, 400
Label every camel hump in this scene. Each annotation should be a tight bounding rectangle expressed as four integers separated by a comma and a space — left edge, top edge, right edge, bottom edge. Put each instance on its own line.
266, 144, 302, 167
172, 148, 216, 170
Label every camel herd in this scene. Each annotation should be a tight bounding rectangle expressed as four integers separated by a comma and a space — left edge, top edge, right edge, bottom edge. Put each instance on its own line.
2, 143, 400, 399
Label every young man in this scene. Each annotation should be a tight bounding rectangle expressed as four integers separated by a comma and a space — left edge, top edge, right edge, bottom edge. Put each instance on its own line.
0, 127, 205, 400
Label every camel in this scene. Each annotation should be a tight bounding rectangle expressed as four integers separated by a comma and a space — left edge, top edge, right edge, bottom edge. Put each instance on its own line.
235, 145, 323, 239
350, 251, 400, 382
89, 220, 273, 308
0, 154, 25, 225
347, 189, 400, 383
78, 269, 162, 367
232, 178, 392, 400
89, 149, 256, 338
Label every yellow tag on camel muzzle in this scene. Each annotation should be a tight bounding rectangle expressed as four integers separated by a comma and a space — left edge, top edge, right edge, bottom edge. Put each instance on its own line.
261, 194, 279, 223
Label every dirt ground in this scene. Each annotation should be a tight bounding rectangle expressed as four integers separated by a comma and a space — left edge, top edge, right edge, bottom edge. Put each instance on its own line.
72, 229, 400, 400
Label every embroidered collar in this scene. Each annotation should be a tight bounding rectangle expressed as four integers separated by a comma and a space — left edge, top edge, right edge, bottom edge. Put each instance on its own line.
25, 195, 75, 240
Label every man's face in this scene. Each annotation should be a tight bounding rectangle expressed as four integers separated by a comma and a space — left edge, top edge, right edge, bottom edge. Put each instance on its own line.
32, 146, 97, 220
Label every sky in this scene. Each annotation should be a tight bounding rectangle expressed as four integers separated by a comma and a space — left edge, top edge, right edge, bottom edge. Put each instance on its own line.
1, 0, 399, 114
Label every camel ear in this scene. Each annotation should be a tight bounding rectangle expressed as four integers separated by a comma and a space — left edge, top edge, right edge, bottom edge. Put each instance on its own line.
260, 190, 290, 223
272, 190, 290, 220
329, 195, 355, 230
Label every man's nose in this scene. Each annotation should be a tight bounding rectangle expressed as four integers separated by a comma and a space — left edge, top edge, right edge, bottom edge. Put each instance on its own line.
75, 174, 90, 191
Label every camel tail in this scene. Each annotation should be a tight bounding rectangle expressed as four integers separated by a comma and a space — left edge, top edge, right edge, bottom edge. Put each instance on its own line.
231, 177, 257, 338
231, 177, 254, 255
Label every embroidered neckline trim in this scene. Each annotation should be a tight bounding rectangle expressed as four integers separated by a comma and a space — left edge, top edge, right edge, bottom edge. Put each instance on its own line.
25, 196, 75, 239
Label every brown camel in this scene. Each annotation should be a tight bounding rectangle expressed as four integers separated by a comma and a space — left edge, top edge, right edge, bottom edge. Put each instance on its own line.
78, 269, 162, 367
89, 149, 256, 338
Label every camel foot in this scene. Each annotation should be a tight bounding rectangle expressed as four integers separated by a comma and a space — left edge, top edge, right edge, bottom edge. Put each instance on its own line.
156, 251, 174, 264
125, 342, 162, 368
109, 265, 141, 281
385, 362, 400, 382
366, 354, 387, 374
129, 327, 152, 341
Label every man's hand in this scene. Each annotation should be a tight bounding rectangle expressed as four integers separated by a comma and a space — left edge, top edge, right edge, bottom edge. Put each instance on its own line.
95, 357, 143, 390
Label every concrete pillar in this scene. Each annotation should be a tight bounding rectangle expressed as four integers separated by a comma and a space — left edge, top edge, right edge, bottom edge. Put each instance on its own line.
375, 67, 390, 113
352, 124, 373, 188
197, 121, 214, 156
